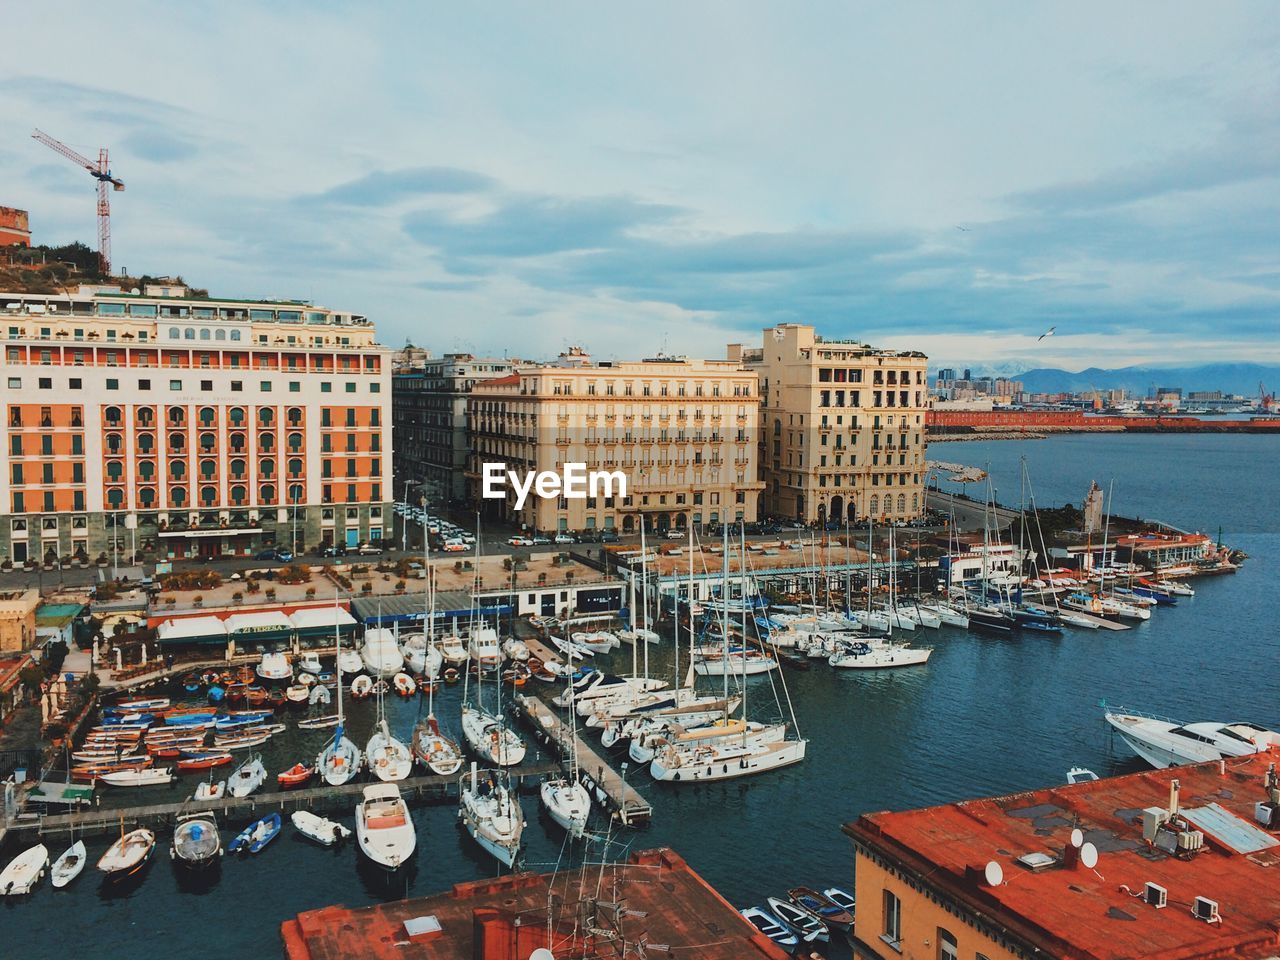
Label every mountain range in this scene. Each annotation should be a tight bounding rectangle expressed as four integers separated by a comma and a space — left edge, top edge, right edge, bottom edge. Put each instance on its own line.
992, 363, 1280, 397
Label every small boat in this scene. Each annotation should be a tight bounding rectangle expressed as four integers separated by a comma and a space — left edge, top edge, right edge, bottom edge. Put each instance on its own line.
355, 783, 417, 870
0, 845, 48, 896
298, 713, 340, 730
109, 697, 169, 713
98, 767, 175, 787
437, 634, 469, 666
181, 673, 203, 693
502, 637, 530, 661
308, 684, 332, 706
292, 810, 351, 847
267, 688, 287, 709
257, 652, 293, 683
299, 653, 323, 674
245, 686, 269, 707
336, 649, 363, 675
1066, 766, 1099, 784
822, 886, 857, 918
788, 886, 855, 930
350, 675, 374, 699
213, 732, 273, 752
285, 684, 310, 706
97, 828, 156, 880
194, 779, 226, 801
276, 762, 315, 789
171, 813, 221, 868
570, 630, 620, 654
501, 664, 530, 687
50, 841, 86, 889
740, 906, 799, 951
177, 752, 234, 772
443, 667, 461, 684
393, 672, 416, 697
360, 628, 405, 677
766, 895, 829, 942
227, 754, 267, 798
228, 813, 282, 855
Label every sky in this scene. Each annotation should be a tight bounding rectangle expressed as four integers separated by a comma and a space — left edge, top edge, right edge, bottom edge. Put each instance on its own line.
4, 2, 1279, 372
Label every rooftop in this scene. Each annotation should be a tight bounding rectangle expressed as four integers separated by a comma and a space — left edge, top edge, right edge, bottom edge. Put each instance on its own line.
845, 750, 1280, 960
281, 847, 786, 960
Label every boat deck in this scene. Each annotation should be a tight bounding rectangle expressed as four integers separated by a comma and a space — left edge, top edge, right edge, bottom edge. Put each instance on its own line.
514, 694, 653, 827
1026, 602, 1131, 630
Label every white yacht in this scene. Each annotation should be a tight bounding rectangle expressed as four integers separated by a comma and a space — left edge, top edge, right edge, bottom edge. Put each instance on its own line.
400, 633, 443, 679
256, 652, 293, 683
650, 735, 807, 783
336, 649, 364, 675
355, 783, 416, 870
467, 626, 503, 670
366, 719, 413, 782
461, 704, 527, 766
828, 639, 932, 669
459, 766, 524, 867
1105, 710, 1280, 768
360, 628, 405, 677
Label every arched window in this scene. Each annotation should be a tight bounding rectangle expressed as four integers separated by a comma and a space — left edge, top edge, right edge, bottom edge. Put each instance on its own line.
230, 458, 246, 479
137, 407, 154, 427
288, 457, 302, 477
287, 432, 303, 452
230, 330, 242, 341
912, 493, 919, 511
199, 407, 215, 426
260, 483, 276, 503
230, 484, 246, 504
199, 329, 211, 341
138, 433, 154, 453
169, 327, 180, 339
259, 433, 275, 453
286, 407, 303, 427
869, 495, 879, 516
106, 488, 124, 508
199, 432, 216, 452
200, 485, 217, 505
171, 486, 187, 505
229, 432, 245, 453
138, 460, 155, 480
897, 493, 906, 514
106, 460, 124, 481
288, 483, 303, 502
138, 486, 155, 507
184, 328, 195, 340
258, 408, 274, 427
169, 433, 185, 452
170, 460, 186, 479
228, 407, 245, 426
105, 433, 123, 455
104, 406, 122, 426
168, 407, 185, 426
200, 459, 217, 479
215, 329, 226, 341
260, 459, 275, 478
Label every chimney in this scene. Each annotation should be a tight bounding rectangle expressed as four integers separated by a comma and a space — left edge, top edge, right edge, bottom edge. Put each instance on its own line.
1169, 778, 1180, 817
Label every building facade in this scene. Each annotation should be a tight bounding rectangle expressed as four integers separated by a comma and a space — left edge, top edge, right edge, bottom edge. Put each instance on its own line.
733, 324, 929, 526
0, 285, 393, 563
393, 353, 518, 504
467, 354, 762, 534
0, 207, 31, 248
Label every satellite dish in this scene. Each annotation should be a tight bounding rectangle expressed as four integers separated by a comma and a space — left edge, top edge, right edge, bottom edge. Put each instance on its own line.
131, 287, 141, 295
1070, 828, 1084, 848
1080, 843, 1099, 869
530, 950, 556, 960
984, 860, 1003, 887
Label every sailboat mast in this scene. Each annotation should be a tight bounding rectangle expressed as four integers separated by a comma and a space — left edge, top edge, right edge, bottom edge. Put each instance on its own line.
721, 517, 730, 712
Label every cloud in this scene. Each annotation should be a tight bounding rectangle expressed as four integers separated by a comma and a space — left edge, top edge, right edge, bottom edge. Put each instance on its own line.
313, 167, 496, 206
122, 130, 199, 164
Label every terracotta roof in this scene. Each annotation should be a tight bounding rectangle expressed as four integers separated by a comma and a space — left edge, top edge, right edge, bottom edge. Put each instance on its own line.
473, 373, 521, 388
281, 847, 788, 960
845, 750, 1280, 960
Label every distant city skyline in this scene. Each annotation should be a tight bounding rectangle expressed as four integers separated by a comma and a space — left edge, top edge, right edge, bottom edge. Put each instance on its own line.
4, 2, 1278, 369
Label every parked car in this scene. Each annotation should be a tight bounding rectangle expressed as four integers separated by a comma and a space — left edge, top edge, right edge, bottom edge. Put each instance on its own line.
508, 536, 535, 547
274, 549, 295, 563
255, 549, 280, 561
442, 541, 468, 552
599, 531, 620, 543
355, 543, 383, 556
531, 535, 552, 545
664, 530, 684, 540
553, 533, 576, 544
320, 544, 347, 557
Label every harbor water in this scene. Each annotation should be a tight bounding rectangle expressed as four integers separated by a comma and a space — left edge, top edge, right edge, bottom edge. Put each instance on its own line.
8, 433, 1279, 959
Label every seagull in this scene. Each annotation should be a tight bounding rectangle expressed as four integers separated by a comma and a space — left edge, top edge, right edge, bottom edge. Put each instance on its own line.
954, 225, 970, 232
1037, 326, 1056, 341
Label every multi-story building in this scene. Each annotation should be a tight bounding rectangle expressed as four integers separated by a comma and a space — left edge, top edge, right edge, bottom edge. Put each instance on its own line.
467, 353, 761, 535
393, 353, 518, 504
0, 207, 32, 248
732, 323, 928, 526
0, 284, 392, 564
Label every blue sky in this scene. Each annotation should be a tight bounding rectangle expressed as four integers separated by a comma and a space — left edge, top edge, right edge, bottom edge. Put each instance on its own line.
5, 2, 1279, 371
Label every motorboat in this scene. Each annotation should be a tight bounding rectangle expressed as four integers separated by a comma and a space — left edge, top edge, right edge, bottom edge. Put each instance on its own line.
97, 828, 156, 880
502, 637, 530, 661
766, 894, 829, 943
393, 672, 416, 697
788, 886, 854, 930
1067, 766, 1099, 784
461, 704, 527, 766
194, 779, 226, 801
276, 762, 314, 789
50, 841, 86, 889
437, 634, 470, 666
256, 652, 292, 683
350, 674, 374, 699
400, 633, 443, 678
539, 775, 591, 839
299, 653, 323, 674
360, 628, 405, 677
228, 813, 281, 855
467, 626, 502, 670
828, 639, 932, 669
336, 649, 364, 675
98, 767, 175, 787
0, 845, 48, 895
570, 630, 620, 654
227, 754, 267, 798
171, 813, 221, 868
412, 716, 463, 776
691, 647, 778, 677
1104, 710, 1280, 768
459, 766, 524, 868
740, 906, 799, 951
366, 720, 413, 782
292, 810, 351, 846
355, 783, 417, 870
650, 734, 807, 783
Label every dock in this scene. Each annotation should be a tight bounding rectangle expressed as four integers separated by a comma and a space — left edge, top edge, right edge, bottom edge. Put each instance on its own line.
515, 694, 653, 827
7, 762, 558, 840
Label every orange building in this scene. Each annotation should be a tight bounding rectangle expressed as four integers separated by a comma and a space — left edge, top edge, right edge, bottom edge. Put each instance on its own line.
844, 752, 1280, 960
1, 284, 392, 563
0, 207, 31, 248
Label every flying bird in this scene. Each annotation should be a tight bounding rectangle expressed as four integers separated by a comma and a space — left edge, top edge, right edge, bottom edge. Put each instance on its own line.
954, 225, 970, 232
1037, 326, 1056, 341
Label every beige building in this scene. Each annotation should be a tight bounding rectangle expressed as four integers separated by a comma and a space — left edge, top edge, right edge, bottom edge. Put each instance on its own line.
0, 588, 39, 652
468, 354, 762, 534
732, 324, 928, 526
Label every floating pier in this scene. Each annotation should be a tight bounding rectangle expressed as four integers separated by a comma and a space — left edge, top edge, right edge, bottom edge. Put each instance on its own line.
515, 694, 653, 827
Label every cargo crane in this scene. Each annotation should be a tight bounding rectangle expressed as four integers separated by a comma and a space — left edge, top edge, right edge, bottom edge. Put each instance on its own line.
31, 128, 125, 276
1261, 382, 1277, 414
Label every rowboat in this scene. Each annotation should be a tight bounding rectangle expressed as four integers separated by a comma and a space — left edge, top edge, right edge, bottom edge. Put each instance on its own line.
297, 713, 339, 730
97, 828, 155, 880
98, 767, 175, 787
194, 779, 226, 801
50, 841, 86, 889
277, 762, 314, 789
176, 752, 233, 772
0, 844, 48, 895
228, 813, 281, 855
787, 886, 854, 930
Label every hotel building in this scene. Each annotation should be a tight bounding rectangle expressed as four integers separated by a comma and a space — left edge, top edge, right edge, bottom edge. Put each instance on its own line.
0, 284, 392, 563
392, 353, 518, 504
467, 351, 762, 534
732, 323, 929, 525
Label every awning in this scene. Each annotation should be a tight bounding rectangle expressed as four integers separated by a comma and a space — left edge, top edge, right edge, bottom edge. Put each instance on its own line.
159, 527, 262, 538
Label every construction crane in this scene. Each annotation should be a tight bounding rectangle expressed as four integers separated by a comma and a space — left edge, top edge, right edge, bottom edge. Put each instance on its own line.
31, 128, 125, 276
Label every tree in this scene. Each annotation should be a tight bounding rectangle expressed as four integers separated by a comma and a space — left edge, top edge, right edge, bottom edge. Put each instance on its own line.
45, 639, 69, 674
19, 661, 45, 696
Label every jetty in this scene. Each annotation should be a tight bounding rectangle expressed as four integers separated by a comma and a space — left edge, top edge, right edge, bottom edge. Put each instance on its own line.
8, 762, 558, 840
515, 694, 652, 827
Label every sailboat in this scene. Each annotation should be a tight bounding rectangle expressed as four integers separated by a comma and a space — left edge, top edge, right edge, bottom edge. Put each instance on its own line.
97, 828, 156, 880
412, 560, 463, 776
366, 681, 412, 782
539, 654, 592, 838
459, 762, 524, 868
50, 840, 86, 888
317, 595, 363, 785
355, 783, 416, 870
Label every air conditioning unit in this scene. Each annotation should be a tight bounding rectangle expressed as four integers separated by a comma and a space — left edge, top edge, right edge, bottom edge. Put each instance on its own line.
1193, 897, 1220, 924
1255, 802, 1277, 828
1144, 882, 1167, 909
1143, 807, 1171, 843
1177, 830, 1204, 851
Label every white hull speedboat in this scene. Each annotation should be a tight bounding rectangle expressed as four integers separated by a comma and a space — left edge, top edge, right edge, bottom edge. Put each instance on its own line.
571, 630, 620, 654
366, 722, 413, 782
437, 635, 469, 666
650, 736, 807, 783
1105, 712, 1280, 768
461, 705, 527, 766
539, 777, 591, 838
256, 652, 292, 683
828, 641, 932, 669
467, 627, 503, 670
299, 654, 323, 675
459, 772, 524, 867
360, 629, 405, 677
228, 755, 267, 798
401, 635, 443, 679
502, 637, 530, 661
1, 845, 48, 896
336, 650, 364, 675
356, 783, 416, 870
292, 810, 351, 846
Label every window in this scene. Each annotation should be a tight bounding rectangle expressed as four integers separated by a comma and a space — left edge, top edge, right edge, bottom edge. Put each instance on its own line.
289, 381, 300, 392
69, 378, 82, 390
937, 928, 958, 960
6, 377, 18, 389
138, 379, 151, 390
320, 382, 331, 393
261, 381, 272, 392
370, 383, 380, 393
882, 890, 902, 949
231, 381, 243, 392
170, 380, 182, 390
200, 380, 213, 391
38, 377, 51, 389
345, 382, 356, 393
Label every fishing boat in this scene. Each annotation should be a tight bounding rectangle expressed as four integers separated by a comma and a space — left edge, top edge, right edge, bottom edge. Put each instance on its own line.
828, 639, 932, 669
256, 652, 292, 683
0, 845, 48, 895
437, 634, 469, 666
98, 767, 175, 787
318, 613, 363, 785
350, 674, 374, 699
171, 812, 221, 868
788, 886, 854, 930
97, 828, 155, 880
355, 783, 417, 870
50, 841, 86, 889
227, 754, 267, 798
466, 626, 502, 671
276, 762, 314, 789
360, 628, 405, 677
458, 764, 524, 868
1104, 708, 1280, 768
393, 672, 416, 697
228, 813, 282, 855
766, 895, 829, 943
740, 906, 799, 951
177, 752, 233, 772
193, 779, 226, 800
292, 810, 351, 847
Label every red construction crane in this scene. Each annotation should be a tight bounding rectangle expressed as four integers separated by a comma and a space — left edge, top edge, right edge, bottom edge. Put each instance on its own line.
31, 128, 125, 276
